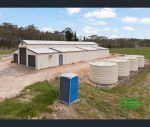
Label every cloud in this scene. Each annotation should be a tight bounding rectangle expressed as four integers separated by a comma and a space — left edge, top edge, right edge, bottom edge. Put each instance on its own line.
83, 8, 117, 18
82, 26, 99, 34
122, 16, 150, 24
41, 27, 54, 32
140, 18, 150, 24
82, 26, 118, 34
66, 8, 81, 15
60, 21, 75, 28
97, 21, 107, 25
85, 18, 107, 26
122, 16, 138, 23
102, 27, 111, 31
123, 26, 134, 31
112, 29, 118, 32
109, 35, 119, 39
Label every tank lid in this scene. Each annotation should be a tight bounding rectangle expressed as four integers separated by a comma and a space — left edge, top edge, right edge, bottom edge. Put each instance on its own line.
126, 55, 144, 58
90, 61, 117, 66
118, 56, 137, 60
106, 58, 128, 62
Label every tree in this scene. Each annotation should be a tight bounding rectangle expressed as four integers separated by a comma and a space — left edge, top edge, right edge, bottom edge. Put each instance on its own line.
62, 28, 74, 41
73, 32, 79, 41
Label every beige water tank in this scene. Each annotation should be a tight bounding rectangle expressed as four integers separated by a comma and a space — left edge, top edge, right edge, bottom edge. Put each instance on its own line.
125, 55, 144, 68
118, 56, 138, 71
106, 58, 130, 77
90, 61, 118, 84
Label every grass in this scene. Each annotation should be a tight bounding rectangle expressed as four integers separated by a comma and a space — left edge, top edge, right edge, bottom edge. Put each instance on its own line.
0, 48, 13, 55
0, 80, 58, 119
73, 65, 150, 119
110, 47, 150, 59
0, 66, 150, 119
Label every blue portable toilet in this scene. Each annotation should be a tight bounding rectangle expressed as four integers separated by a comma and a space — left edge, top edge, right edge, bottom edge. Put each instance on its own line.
59, 72, 78, 105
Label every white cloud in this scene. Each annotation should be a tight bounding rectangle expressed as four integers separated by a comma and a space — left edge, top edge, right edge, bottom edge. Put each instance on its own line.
41, 27, 54, 32
102, 27, 111, 31
123, 26, 134, 31
82, 26, 99, 34
101, 27, 118, 32
66, 8, 81, 15
112, 29, 118, 32
82, 26, 118, 35
140, 18, 150, 24
60, 21, 75, 28
84, 8, 117, 18
109, 35, 119, 39
122, 16, 138, 23
122, 16, 150, 24
97, 21, 107, 25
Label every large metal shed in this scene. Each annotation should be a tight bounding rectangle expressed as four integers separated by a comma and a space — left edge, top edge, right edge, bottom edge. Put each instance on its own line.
51, 47, 85, 65
13, 40, 110, 70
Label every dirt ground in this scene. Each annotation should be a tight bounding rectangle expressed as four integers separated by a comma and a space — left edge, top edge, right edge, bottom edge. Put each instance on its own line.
0, 55, 113, 100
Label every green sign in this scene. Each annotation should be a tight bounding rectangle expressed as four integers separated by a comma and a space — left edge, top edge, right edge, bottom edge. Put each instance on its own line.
120, 97, 144, 110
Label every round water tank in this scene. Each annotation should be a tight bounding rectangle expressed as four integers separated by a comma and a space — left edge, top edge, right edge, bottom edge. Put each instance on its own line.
90, 61, 118, 85
125, 55, 144, 68
106, 58, 130, 77
118, 56, 138, 72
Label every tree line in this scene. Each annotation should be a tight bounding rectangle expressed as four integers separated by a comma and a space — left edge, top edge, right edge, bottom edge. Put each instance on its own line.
0, 22, 150, 49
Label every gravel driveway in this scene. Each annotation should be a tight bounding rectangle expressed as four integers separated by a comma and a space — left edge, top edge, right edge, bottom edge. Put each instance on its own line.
0, 53, 112, 101
0, 59, 91, 100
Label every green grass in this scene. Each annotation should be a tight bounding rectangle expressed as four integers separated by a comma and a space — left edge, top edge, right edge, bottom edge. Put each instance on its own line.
0, 80, 58, 119
0, 48, 13, 55
110, 47, 150, 59
73, 65, 150, 119
0, 65, 150, 119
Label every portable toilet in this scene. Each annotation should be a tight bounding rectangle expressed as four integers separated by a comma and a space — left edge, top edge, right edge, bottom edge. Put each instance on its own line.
59, 72, 78, 105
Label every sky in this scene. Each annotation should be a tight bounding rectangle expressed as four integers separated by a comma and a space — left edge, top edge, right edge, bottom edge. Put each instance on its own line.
0, 8, 150, 39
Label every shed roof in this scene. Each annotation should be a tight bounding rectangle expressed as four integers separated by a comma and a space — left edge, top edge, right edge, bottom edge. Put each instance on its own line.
28, 48, 58, 54
77, 47, 98, 51
13, 49, 19, 54
51, 47, 84, 53
23, 40, 96, 45
96, 47, 108, 50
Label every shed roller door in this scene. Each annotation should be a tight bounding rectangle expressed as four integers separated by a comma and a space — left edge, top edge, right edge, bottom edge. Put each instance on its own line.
28, 55, 35, 68
13, 54, 18, 63
19, 48, 26, 65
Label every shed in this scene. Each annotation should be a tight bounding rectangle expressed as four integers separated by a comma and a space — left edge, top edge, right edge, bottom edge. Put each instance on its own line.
51, 47, 85, 65
14, 40, 110, 69
12, 49, 19, 63
27, 48, 59, 69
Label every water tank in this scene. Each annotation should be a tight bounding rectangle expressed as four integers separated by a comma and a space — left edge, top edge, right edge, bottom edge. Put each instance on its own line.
59, 72, 78, 105
106, 58, 130, 77
125, 55, 144, 68
90, 61, 118, 85
118, 56, 138, 72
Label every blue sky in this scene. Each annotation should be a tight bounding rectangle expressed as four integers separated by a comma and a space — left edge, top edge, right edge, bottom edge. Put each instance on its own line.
0, 8, 150, 39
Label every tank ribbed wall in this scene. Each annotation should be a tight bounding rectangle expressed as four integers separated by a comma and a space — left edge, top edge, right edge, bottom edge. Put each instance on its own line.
118, 56, 138, 71
126, 55, 144, 68
106, 58, 130, 77
90, 61, 118, 84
